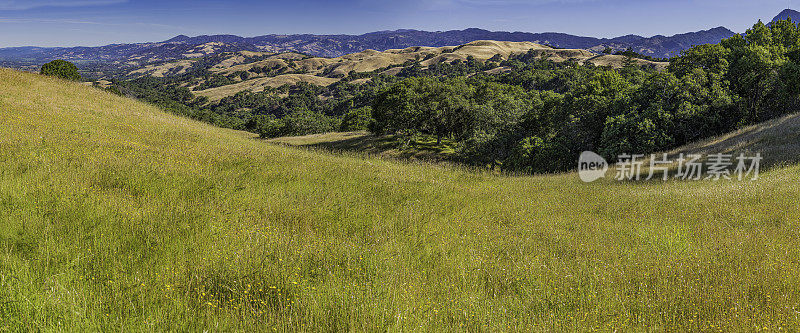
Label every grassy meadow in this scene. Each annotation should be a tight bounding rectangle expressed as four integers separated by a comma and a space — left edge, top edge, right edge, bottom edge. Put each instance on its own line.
267, 131, 457, 163
2, 68, 800, 331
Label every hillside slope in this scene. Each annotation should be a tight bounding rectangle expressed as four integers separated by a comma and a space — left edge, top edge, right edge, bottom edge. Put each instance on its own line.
770, 9, 800, 25
152, 40, 666, 101
0, 26, 734, 65
667, 112, 800, 169
139, 40, 665, 79
2, 69, 800, 330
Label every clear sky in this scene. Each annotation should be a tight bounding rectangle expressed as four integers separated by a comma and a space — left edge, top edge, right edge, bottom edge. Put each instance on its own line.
0, 0, 796, 47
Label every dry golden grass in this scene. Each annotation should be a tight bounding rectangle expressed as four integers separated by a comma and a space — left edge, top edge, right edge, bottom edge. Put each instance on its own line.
177, 40, 666, 100
586, 54, 669, 69
267, 131, 372, 146
452, 40, 554, 58
181, 41, 228, 58
194, 74, 339, 102
215, 59, 289, 75
483, 66, 513, 75
129, 40, 670, 101
209, 51, 275, 72
128, 59, 196, 78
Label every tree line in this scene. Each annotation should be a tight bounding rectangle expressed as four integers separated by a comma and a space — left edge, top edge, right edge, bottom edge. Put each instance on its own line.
100, 19, 800, 173
371, 19, 800, 172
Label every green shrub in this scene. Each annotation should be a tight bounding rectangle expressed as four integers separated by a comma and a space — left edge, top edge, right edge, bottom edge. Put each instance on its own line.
339, 106, 373, 132
40, 60, 82, 81
280, 109, 338, 137
254, 109, 338, 138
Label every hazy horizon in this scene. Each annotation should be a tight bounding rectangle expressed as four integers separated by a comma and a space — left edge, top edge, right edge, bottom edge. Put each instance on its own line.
0, 0, 797, 48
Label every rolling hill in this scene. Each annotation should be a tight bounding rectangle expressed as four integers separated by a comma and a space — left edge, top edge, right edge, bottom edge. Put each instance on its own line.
2, 67, 800, 330
13, 8, 800, 79
770, 9, 800, 25
126, 40, 667, 102
0, 25, 734, 69
666, 111, 800, 169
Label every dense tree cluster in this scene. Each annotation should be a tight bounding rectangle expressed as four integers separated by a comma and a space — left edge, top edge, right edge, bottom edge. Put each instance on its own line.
113, 19, 800, 173
373, 19, 800, 172
40, 60, 82, 81
614, 49, 669, 62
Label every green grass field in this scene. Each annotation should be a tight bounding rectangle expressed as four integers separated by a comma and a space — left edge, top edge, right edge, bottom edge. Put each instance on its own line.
267, 131, 457, 163
2, 68, 800, 331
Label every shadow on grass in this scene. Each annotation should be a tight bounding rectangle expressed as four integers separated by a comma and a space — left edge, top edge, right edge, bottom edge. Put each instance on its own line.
269, 132, 456, 162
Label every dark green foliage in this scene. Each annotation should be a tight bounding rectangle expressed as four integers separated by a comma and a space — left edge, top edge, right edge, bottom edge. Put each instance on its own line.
340, 106, 373, 131
194, 74, 235, 91
369, 19, 800, 172
108, 18, 800, 174
250, 114, 282, 138
40, 60, 82, 81
253, 109, 338, 138
104, 86, 124, 96
115, 76, 245, 129
372, 77, 474, 143
488, 54, 504, 63
614, 49, 669, 62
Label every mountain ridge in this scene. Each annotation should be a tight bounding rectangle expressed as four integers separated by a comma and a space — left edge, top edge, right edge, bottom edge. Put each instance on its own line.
0, 26, 735, 66
772, 8, 800, 22
7, 10, 800, 69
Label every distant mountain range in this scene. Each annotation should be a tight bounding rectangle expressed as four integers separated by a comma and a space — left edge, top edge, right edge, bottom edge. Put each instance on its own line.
156, 26, 736, 59
769, 8, 800, 25
1, 10, 798, 67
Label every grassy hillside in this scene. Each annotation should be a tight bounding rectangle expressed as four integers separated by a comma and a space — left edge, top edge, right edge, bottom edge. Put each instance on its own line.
124, 40, 667, 102
667, 111, 800, 170
2, 68, 800, 331
268, 132, 457, 162
196, 74, 340, 102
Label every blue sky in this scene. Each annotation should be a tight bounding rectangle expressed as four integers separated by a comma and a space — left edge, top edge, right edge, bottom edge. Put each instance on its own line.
0, 0, 795, 47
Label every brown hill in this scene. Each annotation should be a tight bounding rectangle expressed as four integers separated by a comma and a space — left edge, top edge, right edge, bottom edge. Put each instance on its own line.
128, 40, 667, 101
195, 74, 339, 101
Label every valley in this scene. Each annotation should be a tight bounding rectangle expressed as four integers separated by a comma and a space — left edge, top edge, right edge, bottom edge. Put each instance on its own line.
122, 40, 666, 102
2, 68, 800, 330
2, 4, 800, 331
